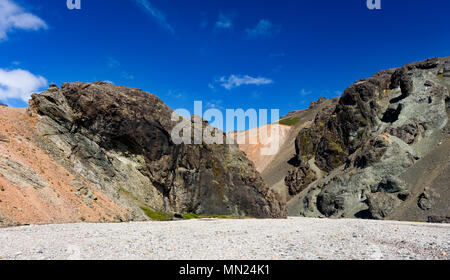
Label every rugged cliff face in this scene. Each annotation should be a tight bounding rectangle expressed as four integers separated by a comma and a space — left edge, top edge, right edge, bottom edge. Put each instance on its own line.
284, 57, 450, 222
25, 82, 286, 222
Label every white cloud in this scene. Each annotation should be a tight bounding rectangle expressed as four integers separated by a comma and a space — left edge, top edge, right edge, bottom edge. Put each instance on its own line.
215, 13, 233, 29
245, 19, 280, 39
0, 68, 48, 103
218, 75, 273, 90
133, 0, 174, 34
0, 0, 48, 40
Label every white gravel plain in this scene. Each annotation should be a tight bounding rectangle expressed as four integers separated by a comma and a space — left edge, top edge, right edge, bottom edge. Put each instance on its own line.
0, 217, 448, 260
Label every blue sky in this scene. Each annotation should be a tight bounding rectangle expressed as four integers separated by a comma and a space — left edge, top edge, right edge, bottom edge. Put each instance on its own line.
0, 0, 449, 128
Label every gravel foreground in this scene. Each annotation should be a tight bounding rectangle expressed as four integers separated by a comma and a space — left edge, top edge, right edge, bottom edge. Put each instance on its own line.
0, 217, 448, 260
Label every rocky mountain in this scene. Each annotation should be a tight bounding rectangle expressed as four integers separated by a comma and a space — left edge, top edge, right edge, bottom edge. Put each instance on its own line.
0, 82, 286, 226
1, 57, 448, 226
241, 57, 450, 223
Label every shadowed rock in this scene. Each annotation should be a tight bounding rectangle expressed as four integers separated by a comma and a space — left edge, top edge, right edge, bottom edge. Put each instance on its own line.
28, 81, 286, 219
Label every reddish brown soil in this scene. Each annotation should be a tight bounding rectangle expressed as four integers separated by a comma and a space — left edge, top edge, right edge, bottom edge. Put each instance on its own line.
0, 107, 128, 225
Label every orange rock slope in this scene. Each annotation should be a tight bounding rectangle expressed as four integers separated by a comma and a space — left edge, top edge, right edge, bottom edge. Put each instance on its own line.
0, 107, 129, 226
228, 124, 292, 173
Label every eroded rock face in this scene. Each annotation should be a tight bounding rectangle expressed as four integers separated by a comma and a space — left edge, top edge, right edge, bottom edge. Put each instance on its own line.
285, 161, 316, 196
286, 57, 450, 221
28, 82, 286, 219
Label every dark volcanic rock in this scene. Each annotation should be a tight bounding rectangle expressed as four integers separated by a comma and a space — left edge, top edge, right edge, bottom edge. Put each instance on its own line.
418, 188, 440, 211
286, 57, 449, 220
374, 176, 406, 194
351, 135, 391, 169
386, 123, 422, 144
367, 192, 399, 220
427, 215, 450, 223
406, 57, 439, 70
285, 161, 316, 196
28, 82, 286, 219
444, 61, 450, 73
309, 97, 327, 108
0, 101, 7, 107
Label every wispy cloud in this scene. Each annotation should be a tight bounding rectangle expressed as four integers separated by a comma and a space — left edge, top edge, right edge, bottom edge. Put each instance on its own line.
272, 65, 283, 73
133, 0, 174, 34
106, 57, 121, 68
215, 13, 233, 30
208, 83, 216, 92
206, 99, 223, 109
167, 89, 185, 99
0, 0, 48, 41
0, 68, 48, 103
218, 75, 273, 90
245, 19, 280, 39
105, 57, 134, 80
300, 89, 312, 97
122, 72, 134, 80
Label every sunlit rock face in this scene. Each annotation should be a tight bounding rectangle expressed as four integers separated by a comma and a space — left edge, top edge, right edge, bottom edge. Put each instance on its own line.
267, 57, 449, 222
28, 81, 287, 220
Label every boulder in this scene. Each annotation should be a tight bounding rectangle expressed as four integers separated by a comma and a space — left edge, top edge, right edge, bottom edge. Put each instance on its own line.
375, 176, 406, 193
367, 192, 399, 220
418, 188, 440, 211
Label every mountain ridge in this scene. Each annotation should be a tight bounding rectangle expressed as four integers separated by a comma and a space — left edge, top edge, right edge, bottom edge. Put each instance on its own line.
240, 57, 450, 222
0, 81, 287, 226
1, 57, 448, 226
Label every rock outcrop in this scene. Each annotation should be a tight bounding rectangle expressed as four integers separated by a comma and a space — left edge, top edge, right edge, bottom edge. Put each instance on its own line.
0, 107, 130, 226
283, 57, 450, 221
26, 82, 286, 221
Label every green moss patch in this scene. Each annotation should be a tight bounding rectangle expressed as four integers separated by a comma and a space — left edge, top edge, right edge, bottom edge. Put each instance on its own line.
140, 206, 172, 221
182, 213, 246, 220
120, 187, 173, 221
278, 117, 300, 126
